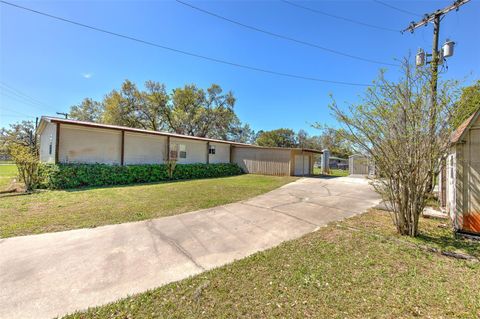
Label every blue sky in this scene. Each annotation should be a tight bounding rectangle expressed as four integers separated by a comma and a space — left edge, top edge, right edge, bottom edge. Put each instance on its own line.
1, 0, 479, 135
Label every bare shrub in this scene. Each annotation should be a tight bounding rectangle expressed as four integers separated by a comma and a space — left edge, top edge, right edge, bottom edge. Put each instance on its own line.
8, 144, 39, 192
330, 60, 459, 236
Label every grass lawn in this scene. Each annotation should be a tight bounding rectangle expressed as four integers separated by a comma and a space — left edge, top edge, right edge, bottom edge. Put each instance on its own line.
0, 174, 296, 238
313, 167, 349, 177
65, 210, 480, 319
0, 164, 17, 191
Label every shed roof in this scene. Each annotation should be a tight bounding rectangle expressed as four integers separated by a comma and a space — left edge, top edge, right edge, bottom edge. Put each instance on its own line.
450, 108, 480, 144
38, 116, 322, 154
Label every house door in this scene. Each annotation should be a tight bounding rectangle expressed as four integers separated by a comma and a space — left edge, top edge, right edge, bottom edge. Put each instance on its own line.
294, 155, 309, 176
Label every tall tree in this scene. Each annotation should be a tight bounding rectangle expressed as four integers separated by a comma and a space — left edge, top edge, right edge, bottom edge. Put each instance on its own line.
228, 120, 255, 143
69, 80, 244, 139
329, 60, 459, 237
297, 129, 308, 147
0, 120, 37, 151
69, 98, 103, 122
296, 130, 323, 150
143, 81, 169, 131
255, 128, 297, 147
165, 84, 236, 138
450, 80, 480, 128
311, 125, 353, 158
102, 80, 166, 130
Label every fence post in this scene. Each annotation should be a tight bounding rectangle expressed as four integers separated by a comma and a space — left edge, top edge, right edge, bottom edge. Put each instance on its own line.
321, 149, 330, 174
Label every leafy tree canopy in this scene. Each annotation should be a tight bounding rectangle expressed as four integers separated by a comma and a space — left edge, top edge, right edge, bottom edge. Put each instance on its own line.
310, 124, 353, 158
254, 128, 341, 154
69, 98, 103, 123
68, 80, 249, 140
450, 80, 480, 128
255, 128, 297, 148
0, 120, 37, 151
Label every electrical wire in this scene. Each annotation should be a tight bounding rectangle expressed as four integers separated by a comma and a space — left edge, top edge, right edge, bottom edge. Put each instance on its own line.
281, 0, 401, 33
1, 114, 36, 119
0, 0, 375, 87
0, 91, 43, 113
372, 0, 423, 18
176, 0, 398, 66
0, 104, 36, 118
0, 82, 55, 111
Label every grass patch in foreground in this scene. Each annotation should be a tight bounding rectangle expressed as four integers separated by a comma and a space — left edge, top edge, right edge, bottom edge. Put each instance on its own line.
65, 210, 480, 319
0, 174, 296, 238
0, 164, 17, 190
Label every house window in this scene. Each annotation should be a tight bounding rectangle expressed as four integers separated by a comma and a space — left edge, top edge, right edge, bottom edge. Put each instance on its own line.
49, 142, 53, 155
179, 144, 187, 159
208, 145, 216, 155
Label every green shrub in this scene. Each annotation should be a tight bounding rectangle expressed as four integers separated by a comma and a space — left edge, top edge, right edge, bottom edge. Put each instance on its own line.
37, 163, 243, 189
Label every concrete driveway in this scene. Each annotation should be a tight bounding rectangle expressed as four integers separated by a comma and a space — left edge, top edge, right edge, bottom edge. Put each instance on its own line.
0, 176, 380, 319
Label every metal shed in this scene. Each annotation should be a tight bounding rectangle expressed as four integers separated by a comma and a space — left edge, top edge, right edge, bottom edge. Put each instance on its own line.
348, 154, 374, 176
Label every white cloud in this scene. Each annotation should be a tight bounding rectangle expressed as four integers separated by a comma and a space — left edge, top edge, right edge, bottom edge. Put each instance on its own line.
82, 73, 93, 79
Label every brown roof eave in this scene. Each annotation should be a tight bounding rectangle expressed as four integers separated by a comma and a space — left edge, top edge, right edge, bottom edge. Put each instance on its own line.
42, 116, 323, 153
46, 117, 236, 145
450, 108, 480, 144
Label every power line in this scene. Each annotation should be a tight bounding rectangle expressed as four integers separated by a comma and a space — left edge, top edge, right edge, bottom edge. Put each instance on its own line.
0, 105, 36, 118
1, 114, 36, 119
0, 1, 373, 87
372, 0, 422, 18
0, 82, 56, 111
1, 82, 47, 105
281, 0, 400, 33
0, 88, 51, 112
177, 0, 398, 67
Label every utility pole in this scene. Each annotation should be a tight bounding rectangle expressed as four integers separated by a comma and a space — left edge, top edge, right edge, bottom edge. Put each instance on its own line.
403, 0, 470, 106
56, 112, 68, 119
402, 0, 470, 191
403, 0, 470, 105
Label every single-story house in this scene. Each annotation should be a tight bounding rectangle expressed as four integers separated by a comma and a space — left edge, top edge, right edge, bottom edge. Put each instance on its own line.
439, 108, 480, 236
37, 117, 322, 176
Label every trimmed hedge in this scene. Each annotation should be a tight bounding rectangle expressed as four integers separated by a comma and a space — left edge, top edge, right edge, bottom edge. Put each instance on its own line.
37, 163, 243, 189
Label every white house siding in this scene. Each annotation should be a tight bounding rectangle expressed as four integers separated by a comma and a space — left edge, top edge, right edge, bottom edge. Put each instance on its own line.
446, 149, 456, 221
208, 142, 230, 164
469, 127, 480, 215
170, 137, 207, 164
444, 114, 480, 235
463, 120, 480, 233
232, 147, 291, 176
124, 132, 166, 164
39, 122, 57, 163
58, 124, 122, 164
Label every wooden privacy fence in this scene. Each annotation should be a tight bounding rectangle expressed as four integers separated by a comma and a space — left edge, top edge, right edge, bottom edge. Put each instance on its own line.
240, 159, 290, 176
232, 147, 292, 176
